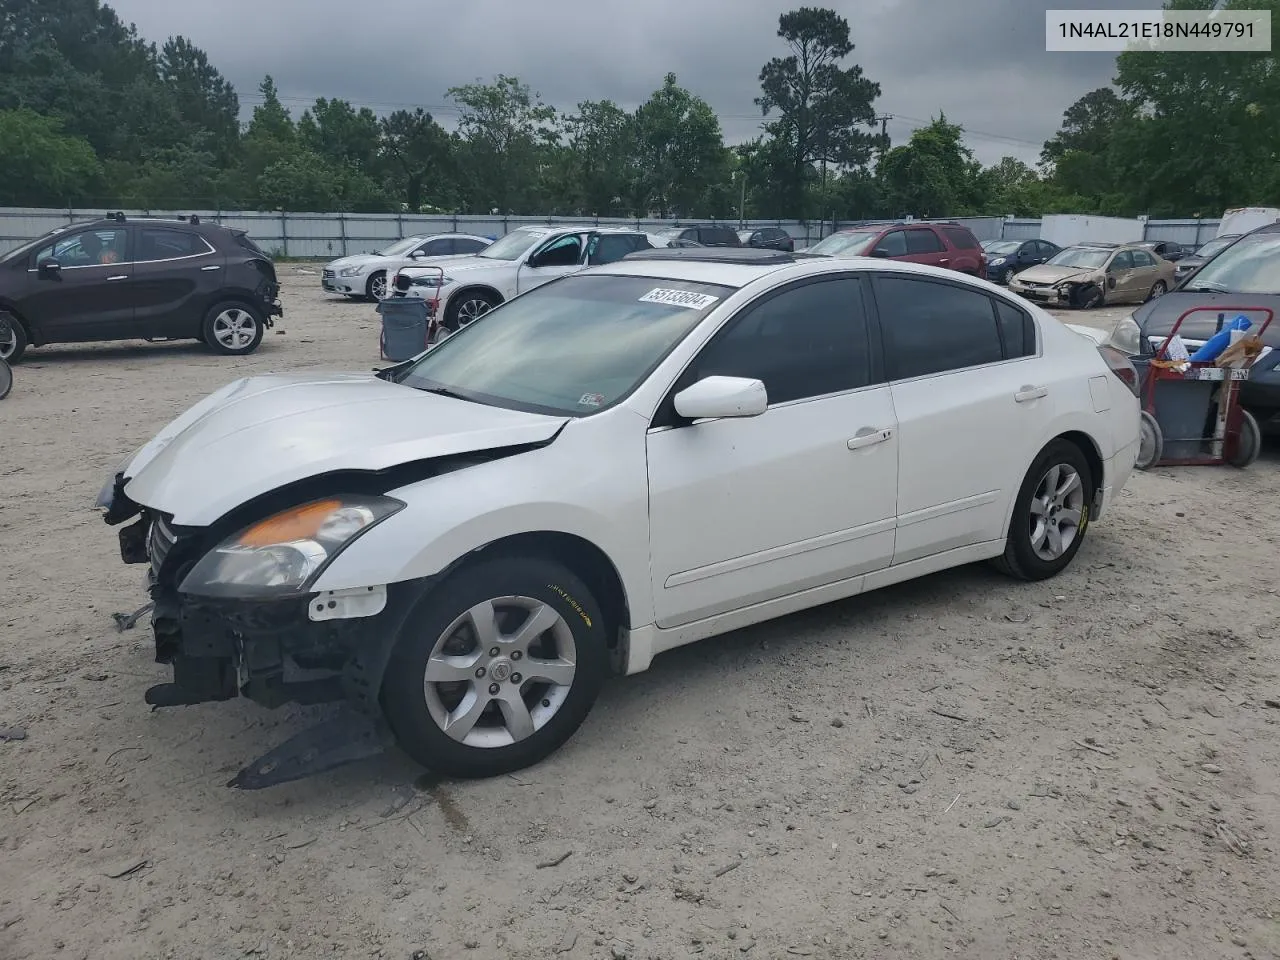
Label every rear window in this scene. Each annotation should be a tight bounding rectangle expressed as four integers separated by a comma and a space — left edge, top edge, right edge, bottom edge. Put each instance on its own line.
942, 227, 981, 250
234, 232, 269, 258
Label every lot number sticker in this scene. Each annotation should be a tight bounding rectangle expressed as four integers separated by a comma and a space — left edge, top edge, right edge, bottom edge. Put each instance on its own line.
638, 288, 720, 310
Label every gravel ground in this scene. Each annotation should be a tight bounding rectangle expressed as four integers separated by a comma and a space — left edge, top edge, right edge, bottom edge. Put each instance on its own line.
1, 270, 1278, 960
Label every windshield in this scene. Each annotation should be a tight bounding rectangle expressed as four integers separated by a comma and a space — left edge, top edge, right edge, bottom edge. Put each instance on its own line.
808, 231, 880, 256
479, 228, 551, 261
1192, 236, 1237, 260
398, 274, 732, 416
376, 236, 427, 257
1183, 232, 1280, 294
985, 241, 1022, 255
1047, 248, 1110, 269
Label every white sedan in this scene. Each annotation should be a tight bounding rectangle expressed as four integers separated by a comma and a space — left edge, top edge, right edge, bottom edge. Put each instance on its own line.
395, 225, 671, 331
322, 233, 492, 300
98, 249, 1141, 780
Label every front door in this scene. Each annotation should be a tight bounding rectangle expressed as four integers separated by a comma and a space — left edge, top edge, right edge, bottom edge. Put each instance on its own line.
1105, 249, 1140, 302
646, 274, 899, 628
22, 226, 134, 342
870, 273, 1055, 563
515, 233, 587, 294
130, 226, 226, 338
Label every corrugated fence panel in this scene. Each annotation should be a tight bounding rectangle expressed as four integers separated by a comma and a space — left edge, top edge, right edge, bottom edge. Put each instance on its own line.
0, 207, 1241, 256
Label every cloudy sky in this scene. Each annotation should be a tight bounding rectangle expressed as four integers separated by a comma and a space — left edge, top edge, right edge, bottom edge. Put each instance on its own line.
109, 0, 1146, 166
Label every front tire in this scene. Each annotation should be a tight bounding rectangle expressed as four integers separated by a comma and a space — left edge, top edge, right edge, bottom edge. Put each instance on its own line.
992, 439, 1094, 581
366, 271, 388, 301
202, 302, 265, 356
381, 556, 609, 778
444, 290, 499, 332
0, 313, 28, 363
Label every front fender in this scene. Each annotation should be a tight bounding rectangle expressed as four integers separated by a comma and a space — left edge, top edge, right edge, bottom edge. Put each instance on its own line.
310, 421, 655, 626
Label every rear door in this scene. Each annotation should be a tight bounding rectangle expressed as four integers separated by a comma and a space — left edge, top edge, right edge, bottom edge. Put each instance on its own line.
903, 228, 950, 268
587, 233, 649, 265
131, 226, 224, 338
22, 226, 135, 342
454, 236, 490, 255
870, 273, 1053, 562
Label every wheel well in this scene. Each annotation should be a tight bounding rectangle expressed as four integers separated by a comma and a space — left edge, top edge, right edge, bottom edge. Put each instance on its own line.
466, 531, 630, 660
1055, 430, 1104, 506
449, 285, 504, 309
0, 305, 34, 344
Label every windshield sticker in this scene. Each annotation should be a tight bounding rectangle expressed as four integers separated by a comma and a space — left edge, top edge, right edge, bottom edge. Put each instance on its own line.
638, 288, 720, 310
578, 393, 605, 408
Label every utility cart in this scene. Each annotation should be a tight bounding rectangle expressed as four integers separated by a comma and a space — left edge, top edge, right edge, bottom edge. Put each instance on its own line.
1133, 305, 1273, 470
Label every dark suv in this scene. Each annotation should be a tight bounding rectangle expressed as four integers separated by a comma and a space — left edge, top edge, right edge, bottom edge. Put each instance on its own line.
0, 214, 282, 362
737, 226, 796, 251
656, 224, 742, 247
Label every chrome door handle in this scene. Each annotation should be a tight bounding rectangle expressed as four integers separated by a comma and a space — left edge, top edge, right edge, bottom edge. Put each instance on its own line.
938, 258, 950, 264
201, 265, 221, 271
847, 427, 894, 450
1015, 385, 1048, 403
106, 275, 127, 281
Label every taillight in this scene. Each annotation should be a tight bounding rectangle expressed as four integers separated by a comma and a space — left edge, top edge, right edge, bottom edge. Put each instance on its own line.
1098, 344, 1140, 397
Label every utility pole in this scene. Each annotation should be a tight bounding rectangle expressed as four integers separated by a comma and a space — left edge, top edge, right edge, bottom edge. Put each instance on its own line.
874, 114, 893, 167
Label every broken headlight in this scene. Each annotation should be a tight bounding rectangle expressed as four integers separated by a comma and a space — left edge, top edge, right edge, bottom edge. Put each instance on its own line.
180, 495, 404, 599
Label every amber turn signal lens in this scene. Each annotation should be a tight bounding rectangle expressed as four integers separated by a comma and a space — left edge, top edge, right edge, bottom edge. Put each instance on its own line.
237, 499, 343, 547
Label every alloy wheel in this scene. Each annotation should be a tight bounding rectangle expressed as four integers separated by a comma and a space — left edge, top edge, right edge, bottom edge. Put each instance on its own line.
457, 298, 493, 326
1028, 463, 1085, 561
422, 596, 577, 748
0, 327, 15, 360
370, 273, 388, 300
211, 308, 259, 351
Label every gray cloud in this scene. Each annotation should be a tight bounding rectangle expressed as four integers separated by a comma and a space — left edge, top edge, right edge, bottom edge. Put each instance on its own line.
111, 0, 1147, 165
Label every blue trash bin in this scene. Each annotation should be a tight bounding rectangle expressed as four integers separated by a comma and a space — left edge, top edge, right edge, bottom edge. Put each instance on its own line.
376, 296, 430, 361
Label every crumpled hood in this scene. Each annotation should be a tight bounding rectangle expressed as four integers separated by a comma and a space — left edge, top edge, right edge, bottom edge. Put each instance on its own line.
122, 372, 568, 526
1015, 264, 1099, 285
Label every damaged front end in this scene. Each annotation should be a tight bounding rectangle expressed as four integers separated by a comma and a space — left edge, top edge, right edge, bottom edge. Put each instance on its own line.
101, 480, 430, 787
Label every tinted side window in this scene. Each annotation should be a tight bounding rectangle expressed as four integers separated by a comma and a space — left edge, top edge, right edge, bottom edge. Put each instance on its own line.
942, 227, 979, 250
681, 229, 699, 242
534, 234, 583, 267
996, 299, 1036, 359
1038, 241, 1058, 257
455, 237, 489, 254
874, 276, 1003, 379
905, 229, 945, 254
423, 238, 453, 256
876, 231, 908, 256
689, 276, 872, 405
136, 228, 211, 262
36, 228, 129, 266
589, 234, 644, 265
1111, 250, 1134, 270
1133, 250, 1157, 267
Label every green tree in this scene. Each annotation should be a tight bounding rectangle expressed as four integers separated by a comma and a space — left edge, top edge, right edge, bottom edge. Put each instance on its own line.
560, 100, 637, 216
0, 108, 101, 206
879, 115, 985, 217
633, 74, 732, 217
448, 75, 558, 213
756, 6, 882, 218
298, 97, 381, 170
158, 36, 240, 164
381, 109, 459, 212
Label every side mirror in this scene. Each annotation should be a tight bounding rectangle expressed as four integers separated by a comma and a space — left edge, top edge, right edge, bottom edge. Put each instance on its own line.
673, 376, 768, 421
38, 258, 61, 278
869, 248, 892, 259
409, 250, 427, 259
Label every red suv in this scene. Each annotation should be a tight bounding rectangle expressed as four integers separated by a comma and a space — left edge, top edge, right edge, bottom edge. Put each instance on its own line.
807, 222, 986, 275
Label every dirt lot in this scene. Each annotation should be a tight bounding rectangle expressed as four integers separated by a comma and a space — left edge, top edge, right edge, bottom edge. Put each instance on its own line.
2, 270, 1279, 960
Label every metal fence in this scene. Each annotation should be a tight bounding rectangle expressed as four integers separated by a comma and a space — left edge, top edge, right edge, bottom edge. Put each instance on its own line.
0, 206, 1228, 257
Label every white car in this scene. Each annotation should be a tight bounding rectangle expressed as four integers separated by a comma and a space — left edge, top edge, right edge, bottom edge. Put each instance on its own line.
98, 248, 1141, 781
322, 233, 492, 300
396, 225, 671, 331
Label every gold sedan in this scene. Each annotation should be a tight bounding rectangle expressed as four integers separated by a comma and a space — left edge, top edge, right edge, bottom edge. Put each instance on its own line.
1008, 242, 1176, 309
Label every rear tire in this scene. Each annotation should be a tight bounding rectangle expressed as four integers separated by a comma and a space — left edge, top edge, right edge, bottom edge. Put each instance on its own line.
1135, 411, 1163, 470
0, 312, 28, 363
202, 302, 265, 356
1147, 280, 1168, 301
381, 555, 609, 778
992, 439, 1094, 582
1227, 410, 1261, 468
